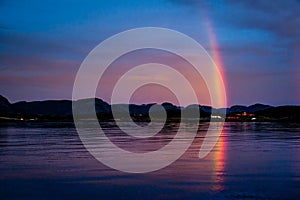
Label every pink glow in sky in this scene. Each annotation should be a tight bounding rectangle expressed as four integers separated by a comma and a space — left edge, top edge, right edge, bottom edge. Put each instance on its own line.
1, 1, 299, 106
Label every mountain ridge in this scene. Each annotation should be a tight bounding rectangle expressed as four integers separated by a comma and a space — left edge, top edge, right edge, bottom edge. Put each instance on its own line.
0, 95, 299, 122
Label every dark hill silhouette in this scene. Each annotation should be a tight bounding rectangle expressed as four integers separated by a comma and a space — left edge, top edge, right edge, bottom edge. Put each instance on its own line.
229, 105, 248, 114
255, 106, 300, 121
0, 95, 14, 116
13, 100, 72, 116
228, 104, 272, 114
248, 103, 273, 113
0, 95, 299, 122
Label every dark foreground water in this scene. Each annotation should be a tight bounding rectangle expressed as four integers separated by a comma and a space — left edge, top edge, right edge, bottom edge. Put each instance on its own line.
0, 122, 300, 199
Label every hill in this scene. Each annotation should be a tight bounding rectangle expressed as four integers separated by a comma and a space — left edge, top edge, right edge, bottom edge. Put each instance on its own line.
0, 95, 299, 122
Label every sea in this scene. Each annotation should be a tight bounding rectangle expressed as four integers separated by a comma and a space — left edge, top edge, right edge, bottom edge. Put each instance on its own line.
1, 122, 300, 199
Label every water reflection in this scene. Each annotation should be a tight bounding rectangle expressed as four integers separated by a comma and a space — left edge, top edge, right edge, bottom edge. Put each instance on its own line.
209, 130, 227, 193
0, 122, 300, 199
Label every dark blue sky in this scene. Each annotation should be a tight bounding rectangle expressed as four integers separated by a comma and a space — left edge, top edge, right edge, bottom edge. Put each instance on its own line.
0, 0, 299, 105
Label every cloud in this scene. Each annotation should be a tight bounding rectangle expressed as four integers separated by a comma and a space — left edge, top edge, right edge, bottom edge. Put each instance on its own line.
0, 0, 299, 105
0, 31, 92, 60
169, 0, 300, 105
224, 0, 300, 39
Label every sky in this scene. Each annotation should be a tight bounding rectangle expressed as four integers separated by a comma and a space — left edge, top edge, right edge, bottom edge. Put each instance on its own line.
0, 0, 299, 106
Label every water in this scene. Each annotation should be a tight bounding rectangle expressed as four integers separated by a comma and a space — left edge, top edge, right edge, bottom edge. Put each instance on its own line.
1, 122, 300, 199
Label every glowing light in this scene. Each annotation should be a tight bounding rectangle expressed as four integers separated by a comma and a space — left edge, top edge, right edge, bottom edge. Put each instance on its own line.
212, 130, 227, 192
203, 14, 227, 109
198, 13, 227, 191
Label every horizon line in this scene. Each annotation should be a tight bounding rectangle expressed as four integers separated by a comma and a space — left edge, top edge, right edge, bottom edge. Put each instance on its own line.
1, 95, 299, 108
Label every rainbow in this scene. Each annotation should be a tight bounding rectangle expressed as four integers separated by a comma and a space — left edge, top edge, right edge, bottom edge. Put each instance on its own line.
203, 14, 227, 188
204, 15, 228, 108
